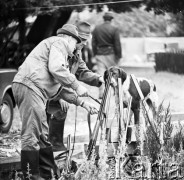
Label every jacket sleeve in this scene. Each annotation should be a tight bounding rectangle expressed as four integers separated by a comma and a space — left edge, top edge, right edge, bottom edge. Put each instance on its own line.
114, 28, 122, 60
75, 52, 102, 87
48, 40, 79, 90
51, 87, 82, 106
92, 29, 97, 56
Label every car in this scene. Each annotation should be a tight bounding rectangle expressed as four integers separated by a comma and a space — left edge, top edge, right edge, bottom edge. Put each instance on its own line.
0, 69, 17, 133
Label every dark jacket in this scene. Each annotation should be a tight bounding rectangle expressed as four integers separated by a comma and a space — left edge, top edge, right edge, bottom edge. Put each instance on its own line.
69, 49, 101, 86
92, 21, 122, 59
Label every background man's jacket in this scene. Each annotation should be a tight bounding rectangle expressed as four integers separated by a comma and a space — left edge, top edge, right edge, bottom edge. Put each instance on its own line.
92, 22, 122, 60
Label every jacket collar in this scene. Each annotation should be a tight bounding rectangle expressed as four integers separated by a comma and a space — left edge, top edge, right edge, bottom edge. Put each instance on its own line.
57, 35, 73, 57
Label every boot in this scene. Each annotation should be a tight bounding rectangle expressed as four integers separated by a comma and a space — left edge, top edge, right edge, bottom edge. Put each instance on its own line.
39, 146, 59, 179
48, 116, 67, 152
21, 150, 44, 180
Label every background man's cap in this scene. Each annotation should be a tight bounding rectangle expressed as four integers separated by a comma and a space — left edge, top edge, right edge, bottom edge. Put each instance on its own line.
76, 21, 92, 40
103, 11, 114, 19
56, 24, 81, 43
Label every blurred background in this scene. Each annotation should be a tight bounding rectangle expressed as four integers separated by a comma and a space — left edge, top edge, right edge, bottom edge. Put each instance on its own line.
1, 0, 184, 69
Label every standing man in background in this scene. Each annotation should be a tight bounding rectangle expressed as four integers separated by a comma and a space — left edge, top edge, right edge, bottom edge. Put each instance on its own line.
92, 11, 122, 99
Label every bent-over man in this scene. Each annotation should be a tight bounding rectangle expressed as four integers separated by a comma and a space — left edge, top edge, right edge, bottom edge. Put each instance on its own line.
12, 24, 98, 180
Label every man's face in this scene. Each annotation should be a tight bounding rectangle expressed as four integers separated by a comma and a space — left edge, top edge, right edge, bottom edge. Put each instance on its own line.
68, 37, 77, 53
76, 39, 88, 50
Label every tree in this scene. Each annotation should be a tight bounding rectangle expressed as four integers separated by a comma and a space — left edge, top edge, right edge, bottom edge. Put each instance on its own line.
0, 0, 82, 45
144, 0, 184, 36
144, 0, 184, 14
168, 13, 184, 36
0, 0, 143, 68
0, 0, 143, 43
0, 0, 86, 67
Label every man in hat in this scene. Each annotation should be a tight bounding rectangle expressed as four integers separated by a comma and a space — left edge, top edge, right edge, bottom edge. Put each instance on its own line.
47, 21, 104, 154
12, 24, 98, 180
92, 11, 122, 99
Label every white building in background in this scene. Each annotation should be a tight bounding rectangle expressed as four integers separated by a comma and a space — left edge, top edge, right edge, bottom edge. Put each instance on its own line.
69, 9, 184, 65
120, 37, 184, 64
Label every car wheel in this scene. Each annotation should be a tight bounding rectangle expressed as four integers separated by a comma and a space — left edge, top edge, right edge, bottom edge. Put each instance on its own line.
0, 93, 14, 133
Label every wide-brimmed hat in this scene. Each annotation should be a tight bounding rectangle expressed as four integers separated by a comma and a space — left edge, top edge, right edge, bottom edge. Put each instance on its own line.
56, 24, 81, 43
76, 21, 92, 40
103, 11, 114, 19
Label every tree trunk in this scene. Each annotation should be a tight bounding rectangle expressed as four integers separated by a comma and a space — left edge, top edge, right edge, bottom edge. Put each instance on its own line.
27, 10, 72, 45
17, 0, 26, 45
18, 13, 26, 45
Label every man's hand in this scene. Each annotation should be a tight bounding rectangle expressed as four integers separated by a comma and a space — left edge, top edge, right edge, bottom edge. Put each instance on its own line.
81, 101, 98, 115
76, 84, 88, 97
59, 99, 69, 112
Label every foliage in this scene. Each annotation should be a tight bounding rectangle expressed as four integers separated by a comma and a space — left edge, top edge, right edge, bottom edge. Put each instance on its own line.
144, 0, 184, 36
87, 0, 142, 13
0, 0, 142, 25
144, 0, 184, 14
1, 0, 184, 46
171, 123, 184, 154
0, 0, 143, 61
81, 8, 168, 37
144, 102, 173, 162
115, 8, 167, 37
1, 0, 184, 35
144, 102, 184, 178
75, 102, 184, 179
168, 13, 184, 37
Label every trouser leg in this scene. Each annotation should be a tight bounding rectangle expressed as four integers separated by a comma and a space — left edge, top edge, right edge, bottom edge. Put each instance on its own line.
12, 83, 55, 179
47, 100, 68, 152
21, 150, 44, 180
48, 114, 67, 152
39, 146, 59, 179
